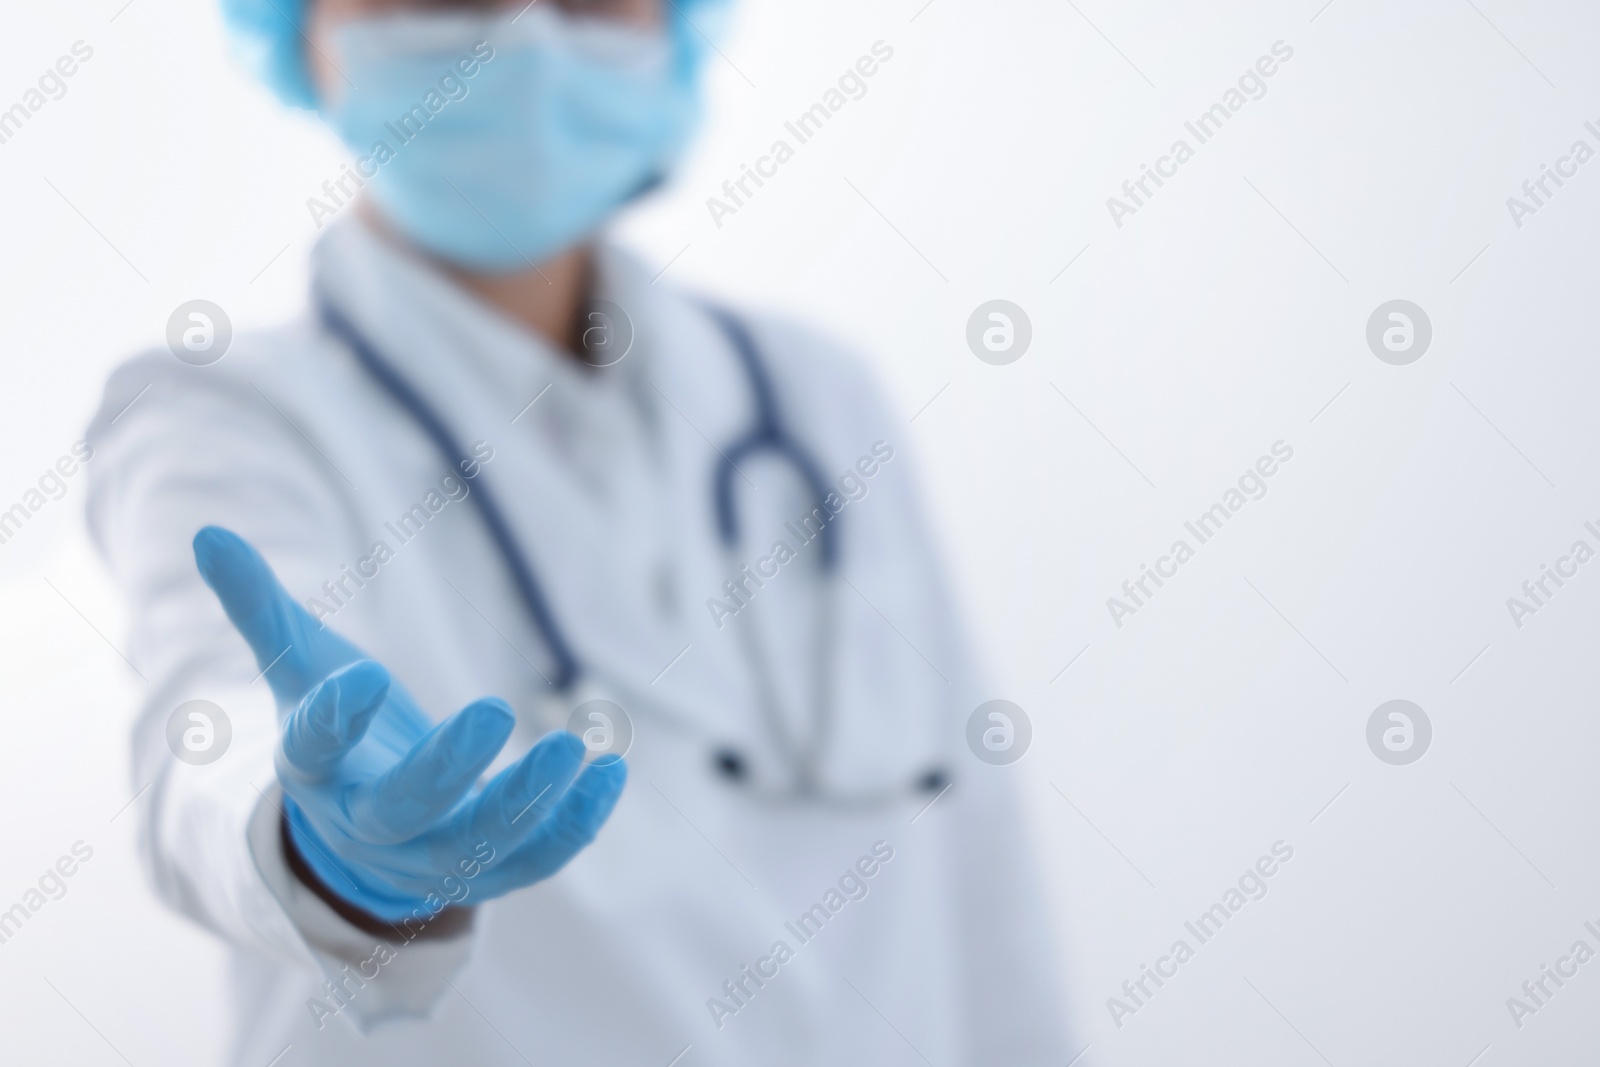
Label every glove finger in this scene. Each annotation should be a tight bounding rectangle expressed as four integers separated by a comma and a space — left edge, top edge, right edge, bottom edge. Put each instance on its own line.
192, 525, 362, 704
471, 756, 627, 898
353, 698, 515, 844
280, 660, 390, 776
455, 731, 586, 859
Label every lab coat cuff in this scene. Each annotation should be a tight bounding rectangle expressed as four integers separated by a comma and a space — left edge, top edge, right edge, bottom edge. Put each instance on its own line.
246, 784, 479, 1030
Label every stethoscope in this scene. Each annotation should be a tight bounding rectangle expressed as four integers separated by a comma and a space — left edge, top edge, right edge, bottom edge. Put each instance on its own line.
317, 291, 950, 809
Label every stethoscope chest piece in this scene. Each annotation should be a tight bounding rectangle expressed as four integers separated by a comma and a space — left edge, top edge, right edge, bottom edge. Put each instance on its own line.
712, 746, 748, 783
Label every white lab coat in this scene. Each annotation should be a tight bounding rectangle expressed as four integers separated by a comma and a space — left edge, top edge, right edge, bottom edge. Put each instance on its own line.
86, 217, 1067, 1066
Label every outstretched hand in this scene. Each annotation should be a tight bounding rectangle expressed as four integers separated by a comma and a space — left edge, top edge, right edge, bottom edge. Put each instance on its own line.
193, 526, 625, 922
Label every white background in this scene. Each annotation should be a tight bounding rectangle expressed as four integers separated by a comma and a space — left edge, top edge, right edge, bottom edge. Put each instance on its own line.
2, 0, 1598, 1063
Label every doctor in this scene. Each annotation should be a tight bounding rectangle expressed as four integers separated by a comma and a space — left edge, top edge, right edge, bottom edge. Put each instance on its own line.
86, 0, 1067, 1063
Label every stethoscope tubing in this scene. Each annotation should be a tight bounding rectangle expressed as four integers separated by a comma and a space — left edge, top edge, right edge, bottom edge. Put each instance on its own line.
315, 289, 946, 806
319, 294, 584, 692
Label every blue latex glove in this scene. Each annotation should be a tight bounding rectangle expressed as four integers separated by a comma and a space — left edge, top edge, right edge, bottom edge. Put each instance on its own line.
193, 525, 625, 922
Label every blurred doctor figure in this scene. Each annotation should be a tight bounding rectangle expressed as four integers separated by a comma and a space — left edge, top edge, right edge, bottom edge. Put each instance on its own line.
86, 0, 1066, 1063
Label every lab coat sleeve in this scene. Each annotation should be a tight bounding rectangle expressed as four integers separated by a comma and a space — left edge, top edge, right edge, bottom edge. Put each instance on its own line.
85, 348, 475, 1028
766, 322, 1074, 1061
943, 759, 1074, 1062
246, 781, 481, 1023
893, 445, 1073, 1064
891, 467, 1073, 1061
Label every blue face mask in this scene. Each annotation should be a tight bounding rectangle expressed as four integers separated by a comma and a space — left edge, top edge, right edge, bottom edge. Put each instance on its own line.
326, 7, 703, 273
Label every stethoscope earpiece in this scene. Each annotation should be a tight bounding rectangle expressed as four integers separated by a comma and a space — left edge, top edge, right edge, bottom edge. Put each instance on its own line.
713, 747, 749, 782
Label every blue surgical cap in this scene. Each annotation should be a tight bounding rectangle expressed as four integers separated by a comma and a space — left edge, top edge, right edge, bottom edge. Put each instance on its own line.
219, 0, 730, 111
219, 0, 316, 110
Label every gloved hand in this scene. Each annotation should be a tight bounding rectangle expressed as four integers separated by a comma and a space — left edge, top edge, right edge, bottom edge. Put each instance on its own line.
193, 525, 625, 923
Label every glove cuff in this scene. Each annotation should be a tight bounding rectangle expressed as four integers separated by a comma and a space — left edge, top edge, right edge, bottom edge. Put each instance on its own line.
280, 798, 463, 931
